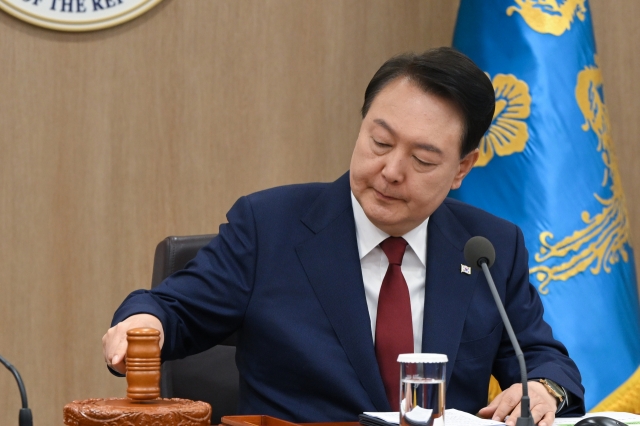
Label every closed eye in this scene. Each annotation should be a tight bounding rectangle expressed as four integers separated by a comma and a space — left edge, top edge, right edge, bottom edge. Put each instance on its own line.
414, 156, 436, 167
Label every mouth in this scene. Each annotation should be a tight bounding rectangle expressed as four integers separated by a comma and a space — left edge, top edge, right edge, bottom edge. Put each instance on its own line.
373, 188, 402, 202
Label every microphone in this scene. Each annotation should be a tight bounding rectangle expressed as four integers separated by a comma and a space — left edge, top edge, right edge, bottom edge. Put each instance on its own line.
464, 236, 534, 426
0, 354, 33, 426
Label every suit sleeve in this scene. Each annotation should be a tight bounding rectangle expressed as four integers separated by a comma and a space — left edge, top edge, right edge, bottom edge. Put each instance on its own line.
492, 226, 586, 416
111, 195, 257, 361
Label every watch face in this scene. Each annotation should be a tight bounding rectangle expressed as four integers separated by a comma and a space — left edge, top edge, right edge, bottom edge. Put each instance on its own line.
542, 379, 564, 398
0, 0, 162, 32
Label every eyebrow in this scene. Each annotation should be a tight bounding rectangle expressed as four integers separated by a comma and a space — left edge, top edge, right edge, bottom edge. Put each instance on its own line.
372, 118, 444, 155
373, 118, 398, 138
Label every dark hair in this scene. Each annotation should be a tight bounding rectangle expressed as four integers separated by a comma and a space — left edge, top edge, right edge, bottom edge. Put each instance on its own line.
361, 47, 495, 158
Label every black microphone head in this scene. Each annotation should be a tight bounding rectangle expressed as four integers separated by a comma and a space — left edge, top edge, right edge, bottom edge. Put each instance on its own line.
464, 236, 496, 269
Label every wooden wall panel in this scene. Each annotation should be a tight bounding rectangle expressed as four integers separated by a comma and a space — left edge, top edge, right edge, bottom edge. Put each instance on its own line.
0, 1, 460, 424
591, 1, 640, 297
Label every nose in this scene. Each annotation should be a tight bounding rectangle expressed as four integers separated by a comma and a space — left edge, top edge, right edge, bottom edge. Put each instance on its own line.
381, 150, 405, 184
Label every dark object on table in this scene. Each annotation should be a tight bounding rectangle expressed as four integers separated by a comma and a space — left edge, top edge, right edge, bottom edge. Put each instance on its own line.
358, 414, 396, 426
574, 416, 628, 426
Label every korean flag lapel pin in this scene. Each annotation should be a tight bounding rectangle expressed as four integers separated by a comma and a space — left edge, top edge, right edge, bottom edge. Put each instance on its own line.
460, 264, 471, 275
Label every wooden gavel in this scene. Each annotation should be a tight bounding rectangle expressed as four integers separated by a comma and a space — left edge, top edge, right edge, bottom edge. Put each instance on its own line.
125, 328, 162, 401
63, 327, 212, 426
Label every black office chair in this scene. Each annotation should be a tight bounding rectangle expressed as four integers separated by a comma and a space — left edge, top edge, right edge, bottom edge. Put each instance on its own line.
151, 234, 239, 425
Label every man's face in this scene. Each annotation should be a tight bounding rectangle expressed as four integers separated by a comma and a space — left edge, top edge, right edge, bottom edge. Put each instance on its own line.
350, 77, 479, 236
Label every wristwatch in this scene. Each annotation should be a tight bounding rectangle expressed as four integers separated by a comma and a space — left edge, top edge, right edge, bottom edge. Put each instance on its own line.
538, 378, 568, 413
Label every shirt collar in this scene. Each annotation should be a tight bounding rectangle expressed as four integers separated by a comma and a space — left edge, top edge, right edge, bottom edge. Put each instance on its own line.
351, 191, 428, 266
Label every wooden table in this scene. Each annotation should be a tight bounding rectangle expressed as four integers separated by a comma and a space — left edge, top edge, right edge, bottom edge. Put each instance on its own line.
221, 414, 360, 426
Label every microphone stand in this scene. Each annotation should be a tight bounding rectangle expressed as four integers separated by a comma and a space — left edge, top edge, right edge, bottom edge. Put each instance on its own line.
0, 354, 33, 426
480, 261, 534, 426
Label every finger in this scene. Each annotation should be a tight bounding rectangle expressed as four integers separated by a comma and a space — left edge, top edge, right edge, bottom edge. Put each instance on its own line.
108, 339, 128, 375
102, 333, 109, 361
530, 399, 556, 426
537, 410, 555, 426
102, 328, 119, 364
477, 393, 502, 418
493, 395, 520, 424
110, 358, 126, 375
105, 327, 128, 365
530, 402, 554, 420
504, 402, 520, 426
476, 406, 494, 419
111, 336, 128, 365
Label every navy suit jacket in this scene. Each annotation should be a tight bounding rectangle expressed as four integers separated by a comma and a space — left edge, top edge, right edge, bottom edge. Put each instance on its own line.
113, 172, 584, 422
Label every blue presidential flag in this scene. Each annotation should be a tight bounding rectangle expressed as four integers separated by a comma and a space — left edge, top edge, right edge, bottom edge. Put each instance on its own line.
451, 0, 640, 411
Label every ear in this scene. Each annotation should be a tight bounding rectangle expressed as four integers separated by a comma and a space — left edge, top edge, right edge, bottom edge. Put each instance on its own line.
450, 148, 479, 190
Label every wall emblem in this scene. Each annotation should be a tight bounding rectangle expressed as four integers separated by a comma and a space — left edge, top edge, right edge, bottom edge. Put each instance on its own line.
0, 0, 162, 32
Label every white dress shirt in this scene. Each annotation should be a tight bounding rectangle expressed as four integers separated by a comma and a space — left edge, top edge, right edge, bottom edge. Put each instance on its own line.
351, 192, 428, 353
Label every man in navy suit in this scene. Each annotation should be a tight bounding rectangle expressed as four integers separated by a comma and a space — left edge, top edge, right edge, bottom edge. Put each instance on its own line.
103, 48, 584, 426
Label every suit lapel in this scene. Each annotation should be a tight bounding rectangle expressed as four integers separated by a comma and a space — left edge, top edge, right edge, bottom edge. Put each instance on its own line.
295, 172, 390, 411
422, 201, 480, 384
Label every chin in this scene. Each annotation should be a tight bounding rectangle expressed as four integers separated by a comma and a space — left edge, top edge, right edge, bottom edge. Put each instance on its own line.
367, 212, 400, 233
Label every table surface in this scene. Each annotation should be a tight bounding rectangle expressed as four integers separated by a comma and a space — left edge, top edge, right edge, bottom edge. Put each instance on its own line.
221, 414, 360, 426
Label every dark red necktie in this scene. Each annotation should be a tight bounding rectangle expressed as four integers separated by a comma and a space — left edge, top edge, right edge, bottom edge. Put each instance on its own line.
375, 237, 414, 410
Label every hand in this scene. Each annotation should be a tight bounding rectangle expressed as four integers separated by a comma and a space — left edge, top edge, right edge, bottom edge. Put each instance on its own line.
102, 314, 164, 375
477, 381, 558, 426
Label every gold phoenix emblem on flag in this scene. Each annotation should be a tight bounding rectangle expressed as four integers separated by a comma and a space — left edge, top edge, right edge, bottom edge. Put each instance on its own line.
476, 74, 531, 167
530, 57, 632, 294
506, 0, 588, 36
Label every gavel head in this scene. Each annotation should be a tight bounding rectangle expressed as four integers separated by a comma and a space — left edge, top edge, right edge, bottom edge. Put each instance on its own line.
125, 328, 161, 401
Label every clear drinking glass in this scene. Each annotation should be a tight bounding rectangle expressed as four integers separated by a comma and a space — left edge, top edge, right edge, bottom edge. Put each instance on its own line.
398, 353, 448, 426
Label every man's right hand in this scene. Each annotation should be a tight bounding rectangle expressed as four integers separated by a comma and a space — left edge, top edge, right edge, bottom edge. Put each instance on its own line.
102, 314, 164, 375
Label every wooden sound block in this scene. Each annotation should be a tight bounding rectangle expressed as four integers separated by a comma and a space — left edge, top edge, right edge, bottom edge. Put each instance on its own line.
63, 398, 211, 426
